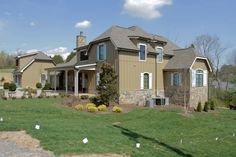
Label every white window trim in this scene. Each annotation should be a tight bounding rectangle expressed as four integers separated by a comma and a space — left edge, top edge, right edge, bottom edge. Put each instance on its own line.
141, 72, 152, 90
190, 57, 212, 72
195, 68, 204, 87
97, 43, 106, 61
156, 46, 164, 63
171, 72, 182, 86
138, 43, 147, 62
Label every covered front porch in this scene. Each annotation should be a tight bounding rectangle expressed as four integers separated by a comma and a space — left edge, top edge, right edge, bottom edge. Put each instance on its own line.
46, 63, 97, 96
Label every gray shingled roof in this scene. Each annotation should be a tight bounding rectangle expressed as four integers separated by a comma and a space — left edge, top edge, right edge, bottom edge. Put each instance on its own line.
94, 25, 180, 55
54, 55, 77, 68
164, 48, 203, 70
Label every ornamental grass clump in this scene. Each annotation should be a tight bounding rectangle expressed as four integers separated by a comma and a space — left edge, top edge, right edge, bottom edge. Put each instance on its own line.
98, 104, 107, 111
112, 106, 122, 113
74, 104, 83, 111
87, 106, 98, 112
86, 103, 96, 109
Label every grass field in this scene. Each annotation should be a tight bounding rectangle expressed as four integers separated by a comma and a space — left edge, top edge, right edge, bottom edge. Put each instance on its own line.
0, 98, 236, 157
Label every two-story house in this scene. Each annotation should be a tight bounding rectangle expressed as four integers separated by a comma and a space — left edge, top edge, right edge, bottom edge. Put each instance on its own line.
13, 52, 55, 88
47, 26, 212, 107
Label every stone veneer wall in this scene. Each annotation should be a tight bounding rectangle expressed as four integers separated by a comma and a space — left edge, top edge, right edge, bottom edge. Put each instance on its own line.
189, 87, 208, 108
119, 90, 155, 106
164, 88, 190, 105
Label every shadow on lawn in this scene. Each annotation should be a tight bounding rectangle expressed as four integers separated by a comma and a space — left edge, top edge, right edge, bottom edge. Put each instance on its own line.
113, 125, 193, 157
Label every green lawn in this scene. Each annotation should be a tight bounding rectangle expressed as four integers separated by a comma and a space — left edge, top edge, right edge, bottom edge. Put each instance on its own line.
0, 98, 236, 157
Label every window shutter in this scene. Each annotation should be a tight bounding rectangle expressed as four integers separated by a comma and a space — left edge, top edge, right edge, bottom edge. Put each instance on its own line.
149, 73, 152, 89
96, 45, 99, 61
104, 44, 107, 60
171, 73, 174, 86
179, 73, 182, 86
140, 73, 144, 89
203, 70, 208, 86
192, 70, 196, 87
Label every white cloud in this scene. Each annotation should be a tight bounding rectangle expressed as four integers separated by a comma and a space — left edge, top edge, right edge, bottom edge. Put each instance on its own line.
74, 20, 91, 29
123, 0, 172, 20
26, 49, 39, 54
46, 47, 70, 60
30, 22, 36, 26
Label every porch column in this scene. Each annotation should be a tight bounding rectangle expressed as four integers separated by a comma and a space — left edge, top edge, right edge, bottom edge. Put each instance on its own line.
54, 71, 57, 91
82, 72, 85, 89
74, 70, 79, 96
47, 70, 50, 84
65, 70, 68, 93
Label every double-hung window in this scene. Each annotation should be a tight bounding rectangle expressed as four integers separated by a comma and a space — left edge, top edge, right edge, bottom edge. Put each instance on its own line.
97, 43, 106, 61
156, 47, 163, 63
139, 44, 146, 61
196, 70, 204, 87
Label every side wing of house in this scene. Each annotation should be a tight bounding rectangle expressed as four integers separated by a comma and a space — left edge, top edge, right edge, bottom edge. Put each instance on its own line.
189, 58, 211, 107
21, 61, 55, 88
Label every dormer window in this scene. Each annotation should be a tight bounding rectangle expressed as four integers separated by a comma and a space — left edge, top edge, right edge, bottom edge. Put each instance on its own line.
156, 47, 163, 63
139, 43, 146, 61
97, 43, 107, 61
80, 51, 88, 61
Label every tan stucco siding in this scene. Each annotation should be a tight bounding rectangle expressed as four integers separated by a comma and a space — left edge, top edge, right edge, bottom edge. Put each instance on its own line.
0, 72, 13, 84
19, 56, 35, 70
119, 51, 156, 91
84, 70, 96, 94
21, 61, 55, 88
192, 59, 208, 70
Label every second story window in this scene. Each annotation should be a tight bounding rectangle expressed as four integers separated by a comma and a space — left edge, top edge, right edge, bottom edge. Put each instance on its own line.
196, 70, 204, 87
156, 47, 163, 63
97, 43, 106, 61
80, 51, 88, 61
139, 44, 146, 61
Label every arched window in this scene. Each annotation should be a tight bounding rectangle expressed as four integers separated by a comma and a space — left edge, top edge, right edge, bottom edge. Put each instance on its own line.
196, 70, 204, 87
144, 73, 149, 89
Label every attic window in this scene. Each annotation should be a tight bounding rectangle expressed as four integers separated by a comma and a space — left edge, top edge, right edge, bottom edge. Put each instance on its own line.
80, 51, 88, 61
139, 44, 146, 61
156, 47, 163, 63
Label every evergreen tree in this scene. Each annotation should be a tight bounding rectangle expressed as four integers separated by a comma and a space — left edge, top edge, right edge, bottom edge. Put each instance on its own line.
97, 62, 119, 105
52, 55, 64, 64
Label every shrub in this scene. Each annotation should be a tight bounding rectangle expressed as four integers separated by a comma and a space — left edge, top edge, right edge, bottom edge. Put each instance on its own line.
43, 82, 51, 90
38, 95, 43, 99
80, 95, 89, 100
28, 95, 33, 99
3, 82, 10, 90
86, 103, 96, 109
12, 97, 16, 100
59, 93, 66, 98
53, 95, 57, 98
210, 100, 215, 110
197, 102, 202, 112
2, 96, 7, 100
98, 104, 107, 111
8, 83, 16, 91
46, 96, 50, 98
203, 102, 209, 112
112, 106, 123, 113
87, 106, 98, 112
74, 104, 83, 111
21, 96, 25, 99
89, 96, 98, 103
36, 83, 42, 89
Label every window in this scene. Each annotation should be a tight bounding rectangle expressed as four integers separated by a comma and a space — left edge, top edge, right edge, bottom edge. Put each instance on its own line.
139, 44, 146, 61
171, 73, 182, 86
156, 47, 163, 63
140, 72, 152, 89
196, 70, 203, 87
144, 73, 149, 89
80, 51, 88, 61
97, 43, 106, 61
40, 74, 46, 85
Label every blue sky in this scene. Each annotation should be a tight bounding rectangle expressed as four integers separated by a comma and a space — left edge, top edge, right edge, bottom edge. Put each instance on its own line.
0, 0, 235, 62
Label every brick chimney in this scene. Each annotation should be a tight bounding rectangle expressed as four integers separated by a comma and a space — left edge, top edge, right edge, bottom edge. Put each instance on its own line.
76, 31, 86, 48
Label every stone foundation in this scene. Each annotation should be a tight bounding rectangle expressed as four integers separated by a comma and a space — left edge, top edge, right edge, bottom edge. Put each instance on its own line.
190, 87, 208, 108
119, 90, 155, 106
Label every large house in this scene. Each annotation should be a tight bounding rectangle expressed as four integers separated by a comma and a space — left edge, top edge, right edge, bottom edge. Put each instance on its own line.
47, 25, 212, 107
13, 52, 55, 88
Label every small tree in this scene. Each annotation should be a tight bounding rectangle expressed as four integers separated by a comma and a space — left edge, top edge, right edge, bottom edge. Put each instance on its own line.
203, 102, 209, 112
97, 62, 119, 106
197, 102, 202, 112
210, 100, 215, 110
